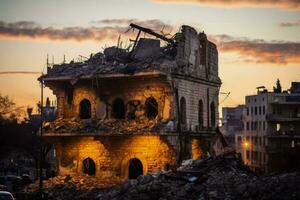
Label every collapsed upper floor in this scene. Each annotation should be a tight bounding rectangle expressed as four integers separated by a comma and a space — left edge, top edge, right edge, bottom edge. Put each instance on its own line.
40, 24, 221, 136
42, 23, 221, 85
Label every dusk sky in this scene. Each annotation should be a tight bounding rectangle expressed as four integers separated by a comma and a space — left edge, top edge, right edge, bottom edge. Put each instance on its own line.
0, 0, 299, 113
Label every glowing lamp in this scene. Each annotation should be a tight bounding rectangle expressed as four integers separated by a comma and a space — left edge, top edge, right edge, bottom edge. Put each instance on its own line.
243, 141, 249, 148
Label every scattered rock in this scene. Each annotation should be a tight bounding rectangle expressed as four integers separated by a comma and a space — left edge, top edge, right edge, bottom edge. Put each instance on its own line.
19, 153, 300, 200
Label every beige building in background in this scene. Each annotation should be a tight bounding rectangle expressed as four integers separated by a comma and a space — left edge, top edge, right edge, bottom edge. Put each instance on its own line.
236, 82, 300, 173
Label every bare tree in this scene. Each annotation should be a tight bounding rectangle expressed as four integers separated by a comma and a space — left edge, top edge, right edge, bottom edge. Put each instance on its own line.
0, 93, 23, 120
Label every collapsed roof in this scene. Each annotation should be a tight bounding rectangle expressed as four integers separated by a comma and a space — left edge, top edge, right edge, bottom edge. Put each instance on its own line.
41, 23, 221, 84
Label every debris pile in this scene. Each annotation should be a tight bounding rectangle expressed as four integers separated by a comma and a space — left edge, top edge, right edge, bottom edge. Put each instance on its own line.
20, 153, 300, 200
44, 118, 170, 135
20, 175, 122, 200
44, 23, 177, 80
41, 23, 221, 84
97, 153, 300, 200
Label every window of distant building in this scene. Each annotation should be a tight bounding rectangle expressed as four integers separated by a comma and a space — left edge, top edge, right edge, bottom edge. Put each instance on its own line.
264, 137, 267, 146
255, 107, 257, 115
263, 106, 265, 115
293, 108, 298, 118
263, 121, 266, 131
238, 136, 242, 144
276, 123, 281, 132
253, 151, 258, 162
246, 122, 250, 131
246, 107, 249, 115
259, 106, 261, 115
251, 107, 253, 115
246, 150, 250, 160
254, 121, 258, 130
259, 137, 262, 146
278, 107, 282, 115
254, 137, 258, 145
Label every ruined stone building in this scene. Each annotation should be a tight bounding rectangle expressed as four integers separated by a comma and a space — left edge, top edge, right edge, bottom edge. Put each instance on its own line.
236, 82, 300, 173
40, 24, 222, 179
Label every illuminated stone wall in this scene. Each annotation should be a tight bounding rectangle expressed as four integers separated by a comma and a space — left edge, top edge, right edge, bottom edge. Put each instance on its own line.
52, 135, 177, 178
52, 76, 173, 121
191, 138, 203, 160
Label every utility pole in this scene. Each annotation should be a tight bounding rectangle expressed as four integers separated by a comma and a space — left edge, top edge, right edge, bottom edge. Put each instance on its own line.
39, 77, 44, 199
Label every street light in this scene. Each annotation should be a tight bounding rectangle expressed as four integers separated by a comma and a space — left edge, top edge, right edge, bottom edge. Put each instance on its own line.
243, 141, 250, 148
39, 76, 44, 200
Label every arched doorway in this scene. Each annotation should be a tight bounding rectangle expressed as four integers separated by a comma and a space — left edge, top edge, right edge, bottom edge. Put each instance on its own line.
83, 157, 96, 175
80, 99, 91, 119
128, 158, 143, 179
145, 97, 158, 119
113, 98, 125, 119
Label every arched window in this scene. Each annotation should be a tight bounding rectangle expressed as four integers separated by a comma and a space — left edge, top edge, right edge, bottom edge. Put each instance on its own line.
113, 98, 125, 119
180, 97, 187, 125
210, 102, 216, 127
198, 100, 204, 127
79, 99, 91, 119
83, 157, 96, 175
145, 97, 158, 119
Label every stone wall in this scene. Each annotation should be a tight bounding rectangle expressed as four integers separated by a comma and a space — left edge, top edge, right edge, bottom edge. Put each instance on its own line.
53, 76, 173, 121
173, 76, 220, 130
51, 135, 178, 178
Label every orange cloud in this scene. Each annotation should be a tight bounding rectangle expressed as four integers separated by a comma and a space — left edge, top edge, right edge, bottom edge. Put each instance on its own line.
92, 19, 174, 32
0, 71, 41, 75
152, 0, 300, 11
1, 20, 299, 65
210, 35, 300, 64
0, 19, 174, 42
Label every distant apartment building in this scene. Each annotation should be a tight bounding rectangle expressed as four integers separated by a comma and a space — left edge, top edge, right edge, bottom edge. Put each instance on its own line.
220, 105, 244, 146
235, 81, 300, 173
221, 105, 244, 136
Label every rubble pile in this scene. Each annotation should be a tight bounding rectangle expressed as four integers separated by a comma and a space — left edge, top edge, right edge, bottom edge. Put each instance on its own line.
21, 175, 122, 200
20, 153, 300, 200
41, 23, 221, 84
44, 24, 178, 80
44, 118, 169, 135
97, 153, 300, 200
